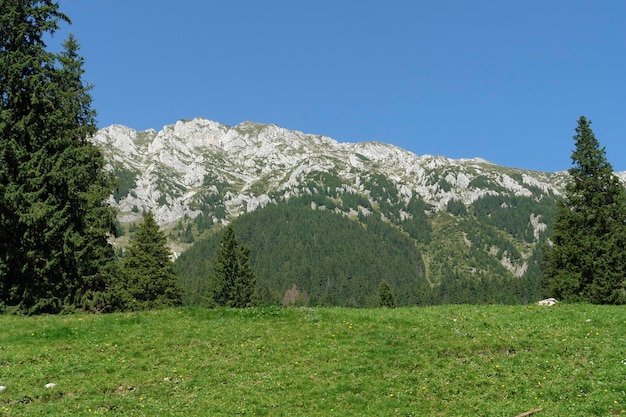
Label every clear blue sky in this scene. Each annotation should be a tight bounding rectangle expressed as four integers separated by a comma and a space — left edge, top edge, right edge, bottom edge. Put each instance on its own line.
52, 1, 625, 172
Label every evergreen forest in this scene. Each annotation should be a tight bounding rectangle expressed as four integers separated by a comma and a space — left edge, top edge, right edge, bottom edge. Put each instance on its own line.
174, 198, 550, 307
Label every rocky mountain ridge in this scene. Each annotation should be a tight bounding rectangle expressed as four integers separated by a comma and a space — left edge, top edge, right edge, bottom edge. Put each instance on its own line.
93, 117, 626, 290
94, 117, 576, 227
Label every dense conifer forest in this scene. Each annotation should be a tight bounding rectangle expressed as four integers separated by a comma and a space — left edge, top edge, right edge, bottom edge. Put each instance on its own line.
174, 203, 432, 307
174, 197, 550, 307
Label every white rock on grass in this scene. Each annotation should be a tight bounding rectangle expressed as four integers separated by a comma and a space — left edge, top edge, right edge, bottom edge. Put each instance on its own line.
0, 385, 6, 391
44, 383, 56, 389
537, 298, 558, 306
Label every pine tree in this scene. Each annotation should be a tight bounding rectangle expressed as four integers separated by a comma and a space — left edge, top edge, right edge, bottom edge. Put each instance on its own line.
120, 211, 182, 310
0, 1, 119, 313
378, 280, 396, 308
208, 225, 257, 308
541, 117, 626, 304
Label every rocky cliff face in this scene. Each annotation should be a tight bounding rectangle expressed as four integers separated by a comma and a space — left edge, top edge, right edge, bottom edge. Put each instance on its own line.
93, 117, 570, 227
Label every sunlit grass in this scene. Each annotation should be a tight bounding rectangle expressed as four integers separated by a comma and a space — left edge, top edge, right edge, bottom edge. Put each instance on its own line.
0, 305, 624, 416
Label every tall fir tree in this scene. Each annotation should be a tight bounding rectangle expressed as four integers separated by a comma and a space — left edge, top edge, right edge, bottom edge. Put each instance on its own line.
120, 211, 182, 310
378, 280, 396, 308
541, 117, 626, 304
208, 225, 257, 308
0, 1, 119, 313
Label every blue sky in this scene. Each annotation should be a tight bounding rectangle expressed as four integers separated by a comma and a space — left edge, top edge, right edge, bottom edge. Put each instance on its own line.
52, 1, 625, 172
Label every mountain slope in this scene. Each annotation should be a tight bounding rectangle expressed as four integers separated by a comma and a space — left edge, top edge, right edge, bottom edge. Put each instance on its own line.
93, 117, 621, 303
175, 204, 431, 307
94, 117, 567, 226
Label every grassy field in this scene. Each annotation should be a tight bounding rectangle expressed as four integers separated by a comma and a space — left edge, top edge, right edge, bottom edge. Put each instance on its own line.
0, 305, 624, 416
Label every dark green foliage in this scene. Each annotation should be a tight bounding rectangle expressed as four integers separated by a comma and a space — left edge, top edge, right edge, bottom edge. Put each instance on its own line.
378, 280, 396, 308
207, 225, 257, 308
202, 193, 226, 220
363, 173, 398, 203
361, 173, 405, 222
175, 236, 218, 307
304, 171, 344, 198
157, 193, 168, 206
438, 177, 452, 192
174, 190, 560, 306
473, 195, 553, 242
541, 117, 626, 304
182, 223, 194, 243
341, 192, 372, 211
518, 243, 544, 303
119, 211, 182, 310
0, 1, 119, 314
175, 204, 431, 308
446, 199, 467, 216
463, 219, 523, 267
113, 219, 125, 237
198, 174, 231, 220
402, 197, 432, 244
424, 205, 552, 305
159, 149, 563, 307
194, 212, 213, 233
170, 218, 195, 243
112, 167, 137, 203
437, 267, 531, 305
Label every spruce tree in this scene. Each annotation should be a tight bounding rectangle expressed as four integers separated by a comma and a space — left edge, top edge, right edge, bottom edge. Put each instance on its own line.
0, 1, 119, 313
121, 211, 182, 310
208, 225, 257, 308
541, 117, 626, 304
378, 280, 396, 308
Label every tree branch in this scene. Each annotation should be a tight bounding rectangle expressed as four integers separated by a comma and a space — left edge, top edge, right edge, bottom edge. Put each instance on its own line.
514, 408, 543, 417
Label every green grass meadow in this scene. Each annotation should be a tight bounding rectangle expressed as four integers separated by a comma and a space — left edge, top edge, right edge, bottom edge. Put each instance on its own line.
0, 305, 624, 416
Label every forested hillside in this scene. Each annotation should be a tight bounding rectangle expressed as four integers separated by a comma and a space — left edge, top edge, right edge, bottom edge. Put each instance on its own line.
175, 203, 431, 307
174, 191, 554, 306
